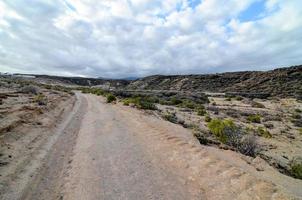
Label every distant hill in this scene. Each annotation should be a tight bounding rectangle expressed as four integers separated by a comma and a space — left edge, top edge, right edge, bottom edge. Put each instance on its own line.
11, 74, 130, 88
126, 65, 302, 99
8, 65, 302, 98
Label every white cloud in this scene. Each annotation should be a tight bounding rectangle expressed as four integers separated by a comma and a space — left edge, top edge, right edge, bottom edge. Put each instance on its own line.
0, 0, 301, 78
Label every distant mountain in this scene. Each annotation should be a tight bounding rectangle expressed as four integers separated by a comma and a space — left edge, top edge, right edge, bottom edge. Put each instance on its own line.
98, 76, 139, 81
25, 74, 130, 87
121, 77, 140, 81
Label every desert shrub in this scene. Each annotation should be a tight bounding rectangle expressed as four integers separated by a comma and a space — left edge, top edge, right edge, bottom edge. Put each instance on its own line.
264, 123, 274, 129
90, 88, 105, 96
225, 97, 232, 101
247, 114, 261, 123
257, 127, 272, 138
81, 88, 90, 94
251, 101, 265, 108
159, 99, 171, 105
238, 135, 257, 157
212, 102, 217, 106
207, 118, 236, 143
124, 97, 156, 110
263, 115, 282, 122
223, 128, 257, 156
222, 126, 242, 147
122, 98, 131, 106
298, 128, 302, 135
208, 118, 257, 156
197, 105, 205, 110
94, 90, 104, 96
181, 100, 197, 109
43, 84, 52, 90
194, 133, 209, 145
292, 114, 301, 119
196, 107, 207, 116
205, 115, 212, 122
163, 113, 178, 124
79, 87, 105, 96
170, 97, 182, 105
290, 157, 302, 179
106, 94, 116, 103
137, 100, 156, 110
295, 108, 302, 113
235, 96, 243, 101
146, 96, 160, 103
21, 85, 39, 95
33, 94, 47, 105
291, 119, 302, 127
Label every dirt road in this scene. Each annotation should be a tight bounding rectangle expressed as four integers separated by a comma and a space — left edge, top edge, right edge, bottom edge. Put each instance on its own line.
5, 93, 301, 200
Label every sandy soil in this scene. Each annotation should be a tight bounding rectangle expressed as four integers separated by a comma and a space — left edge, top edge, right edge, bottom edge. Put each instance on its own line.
1, 93, 302, 199
157, 95, 302, 176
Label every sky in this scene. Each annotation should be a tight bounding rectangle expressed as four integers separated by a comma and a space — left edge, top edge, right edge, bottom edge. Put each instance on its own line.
0, 0, 302, 78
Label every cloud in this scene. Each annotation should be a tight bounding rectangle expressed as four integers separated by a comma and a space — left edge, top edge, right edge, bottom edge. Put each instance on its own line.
0, 0, 301, 78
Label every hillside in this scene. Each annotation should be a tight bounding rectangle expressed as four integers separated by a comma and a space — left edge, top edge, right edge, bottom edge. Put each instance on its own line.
127, 65, 302, 99
9, 74, 130, 88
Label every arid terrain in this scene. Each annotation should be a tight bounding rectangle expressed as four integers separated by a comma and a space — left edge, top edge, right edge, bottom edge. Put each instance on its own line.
0, 66, 302, 200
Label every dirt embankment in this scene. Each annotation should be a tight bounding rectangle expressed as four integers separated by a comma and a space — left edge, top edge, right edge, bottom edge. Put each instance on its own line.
0, 79, 77, 199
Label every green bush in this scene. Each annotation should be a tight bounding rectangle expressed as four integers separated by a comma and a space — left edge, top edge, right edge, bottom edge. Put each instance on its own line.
290, 157, 302, 179
247, 114, 261, 123
298, 128, 302, 135
163, 113, 178, 123
196, 107, 207, 116
292, 114, 301, 119
264, 123, 274, 129
33, 94, 47, 105
207, 118, 236, 143
122, 98, 131, 106
257, 127, 272, 138
79, 87, 105, 96
170, 97, 182, 105
159, 99, 171, 105
194, 133, 209, 145
181, 100, 197, 109
106, 94, 116, 103
138, 100, 156, 110
208, 118, 258, 156
225, 97, 232, 101
21, 85, 39, 95
205, 115, 212, 122
235, 96, 243, 101
295, 108, 302, 113
291, 118, 302, 127
142, 96, 159, 104
122, 97, 156, 110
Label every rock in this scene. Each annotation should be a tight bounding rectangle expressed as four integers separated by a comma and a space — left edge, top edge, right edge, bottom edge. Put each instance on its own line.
252, 157, 266, 171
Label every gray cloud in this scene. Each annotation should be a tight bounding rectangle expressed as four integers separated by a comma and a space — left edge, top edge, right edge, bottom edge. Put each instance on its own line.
0, 0, 302, 78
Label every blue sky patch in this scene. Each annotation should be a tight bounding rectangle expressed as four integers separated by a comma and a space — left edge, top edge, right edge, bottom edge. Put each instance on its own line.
188, 0, 202, 9
239, 0, 266, 22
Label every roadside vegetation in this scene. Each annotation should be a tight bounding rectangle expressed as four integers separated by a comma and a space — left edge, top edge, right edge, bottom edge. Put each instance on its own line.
207, 118, 257, 156
106, 94, 116, 103
247, 114, 261, 123
290, 157, 302, 179
77, 85, 302, 180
